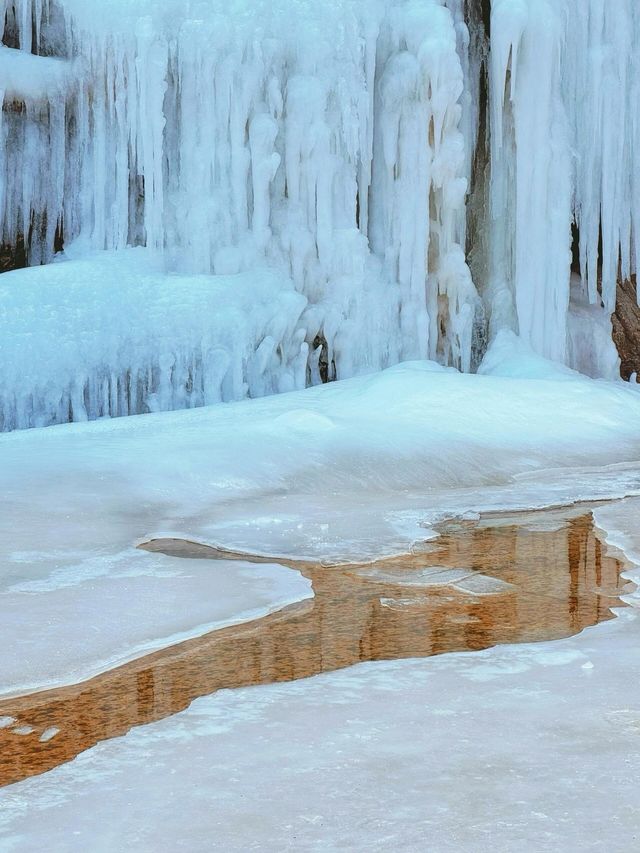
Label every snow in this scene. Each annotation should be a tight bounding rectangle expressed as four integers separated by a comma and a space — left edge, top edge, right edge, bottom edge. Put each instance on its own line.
1, 512, 639, 852
0, 46, 75, 100
1, 339, 640, 697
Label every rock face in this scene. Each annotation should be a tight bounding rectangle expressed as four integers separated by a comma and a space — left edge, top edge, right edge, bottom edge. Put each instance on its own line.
0, 239, 26, 274
612, 277, 640, 380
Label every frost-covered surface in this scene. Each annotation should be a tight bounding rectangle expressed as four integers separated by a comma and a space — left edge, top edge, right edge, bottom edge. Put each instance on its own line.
490, 0, 639, 367
0, 249, 308, 430
0, 45, 74, 99
1, 517, 639, 852
2, 340, 640, 695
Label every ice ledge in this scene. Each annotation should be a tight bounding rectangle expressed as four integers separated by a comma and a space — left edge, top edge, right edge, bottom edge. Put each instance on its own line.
0, 46, 77, 101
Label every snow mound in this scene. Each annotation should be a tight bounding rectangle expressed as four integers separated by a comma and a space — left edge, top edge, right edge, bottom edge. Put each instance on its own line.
0, 249, 308, 430
1, 360, 640, 695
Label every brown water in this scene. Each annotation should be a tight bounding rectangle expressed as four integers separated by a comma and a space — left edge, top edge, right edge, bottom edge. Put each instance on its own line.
0, 510, 632, 788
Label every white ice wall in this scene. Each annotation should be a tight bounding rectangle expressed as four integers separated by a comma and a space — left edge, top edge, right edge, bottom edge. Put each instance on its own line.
1, 0, 638, 432
0, 0, 479, 432
490, 0, 637, 372
0, 248, 310, 431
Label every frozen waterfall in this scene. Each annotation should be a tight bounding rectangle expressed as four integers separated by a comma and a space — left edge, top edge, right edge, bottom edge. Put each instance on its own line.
490, 0, 638, 372
0, 0, 636, 430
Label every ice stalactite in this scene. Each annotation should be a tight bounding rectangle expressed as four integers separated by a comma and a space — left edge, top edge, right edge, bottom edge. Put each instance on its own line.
490, 0, 571, 365
490, 0, 640, 377
370, 0, 479, 369
0, 0, 74, 267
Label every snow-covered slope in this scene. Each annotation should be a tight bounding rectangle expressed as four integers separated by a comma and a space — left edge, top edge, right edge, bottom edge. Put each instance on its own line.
1, 339, 640, 696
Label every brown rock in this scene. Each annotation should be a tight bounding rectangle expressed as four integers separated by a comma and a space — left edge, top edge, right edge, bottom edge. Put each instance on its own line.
612, 276, 640, 380
0, 240, 26, 274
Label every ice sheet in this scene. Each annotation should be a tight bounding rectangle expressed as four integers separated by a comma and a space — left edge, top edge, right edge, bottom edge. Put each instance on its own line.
0, 553, 312, 698
1, 517, 638, 851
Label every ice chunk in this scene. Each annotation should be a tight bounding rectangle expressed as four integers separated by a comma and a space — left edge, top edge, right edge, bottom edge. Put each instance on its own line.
354, 567, 475, 587
451, 574, 516, 596
39, 727, 60, 743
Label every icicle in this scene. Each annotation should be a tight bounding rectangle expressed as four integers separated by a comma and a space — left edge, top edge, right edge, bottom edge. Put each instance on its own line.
491, 0, 640, 370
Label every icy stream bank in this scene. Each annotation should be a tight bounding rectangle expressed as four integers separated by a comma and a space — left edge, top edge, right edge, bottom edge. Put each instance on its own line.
0, 508, 627, 788
1, 504, 639, 851
0, 337, 639, 846
1, 342, 640, 695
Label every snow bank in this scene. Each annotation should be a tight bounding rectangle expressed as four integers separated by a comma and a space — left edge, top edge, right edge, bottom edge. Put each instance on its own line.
0, 249, 308, 430
1, 351, 640, 694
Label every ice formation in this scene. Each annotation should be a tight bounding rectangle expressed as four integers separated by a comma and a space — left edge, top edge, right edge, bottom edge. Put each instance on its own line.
490, 0, 638, 371
0, 249, 309, 430
0, 0, 638, 429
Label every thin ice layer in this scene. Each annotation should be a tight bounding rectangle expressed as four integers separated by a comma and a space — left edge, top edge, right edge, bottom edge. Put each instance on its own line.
0, 527, 638, 851
0, 555, 312, 698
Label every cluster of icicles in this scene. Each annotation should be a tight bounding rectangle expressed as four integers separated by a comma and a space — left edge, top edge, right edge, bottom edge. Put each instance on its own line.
0, 0, 637, 430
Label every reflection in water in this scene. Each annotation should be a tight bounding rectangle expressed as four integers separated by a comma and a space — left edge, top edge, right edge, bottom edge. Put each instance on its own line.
0, 511, 632, 788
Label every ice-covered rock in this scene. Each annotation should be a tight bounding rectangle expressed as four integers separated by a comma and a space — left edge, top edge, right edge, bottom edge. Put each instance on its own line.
0, 0, 478, 425
0, 249, 309, 430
